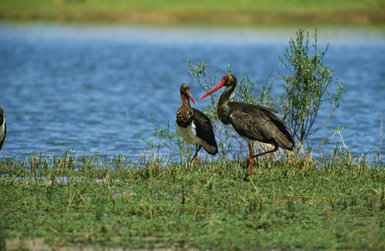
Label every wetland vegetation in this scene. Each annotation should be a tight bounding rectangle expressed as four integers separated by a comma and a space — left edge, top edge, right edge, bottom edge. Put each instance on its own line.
0, 0, 384, 26
1, 150, 385, 250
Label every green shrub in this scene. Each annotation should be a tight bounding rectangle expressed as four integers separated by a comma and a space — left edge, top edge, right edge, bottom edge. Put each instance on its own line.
278, 29, 345, 144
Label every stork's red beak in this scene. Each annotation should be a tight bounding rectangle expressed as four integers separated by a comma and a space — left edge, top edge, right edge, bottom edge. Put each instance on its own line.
199, 79, 226, 100
186, 90, 197, 104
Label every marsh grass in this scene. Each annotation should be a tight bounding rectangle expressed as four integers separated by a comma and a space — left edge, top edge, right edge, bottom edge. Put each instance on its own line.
1, 151, 385, 250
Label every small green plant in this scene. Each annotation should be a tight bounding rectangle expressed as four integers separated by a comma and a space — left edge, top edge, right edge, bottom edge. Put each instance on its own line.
141, 117, 188, 160
278, 29, 346, 144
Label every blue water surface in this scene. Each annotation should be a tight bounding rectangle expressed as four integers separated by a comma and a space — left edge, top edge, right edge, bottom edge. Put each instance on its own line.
0, 22, 384, 161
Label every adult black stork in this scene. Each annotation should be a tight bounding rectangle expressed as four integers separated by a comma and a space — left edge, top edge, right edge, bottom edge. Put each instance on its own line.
0, 106, 6, 151
200, 74, 294, 176
176, 83, 218, 161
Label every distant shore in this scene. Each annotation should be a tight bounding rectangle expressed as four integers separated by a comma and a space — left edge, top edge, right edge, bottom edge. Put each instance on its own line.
0, 0, 384, 26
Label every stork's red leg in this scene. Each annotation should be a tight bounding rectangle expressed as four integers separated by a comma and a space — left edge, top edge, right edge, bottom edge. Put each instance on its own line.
247, 145, 279, 177
247, 142, 254, 177
190, 145, 202, 162
252, 145, 279, 159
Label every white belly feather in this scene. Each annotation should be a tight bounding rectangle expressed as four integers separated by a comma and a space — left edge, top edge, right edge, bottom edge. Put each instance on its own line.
176, 121, 216, 154
177, 122, 199, 145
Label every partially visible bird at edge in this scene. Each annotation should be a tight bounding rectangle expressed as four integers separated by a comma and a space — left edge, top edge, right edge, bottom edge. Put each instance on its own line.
176, 84, 218, 162
200, 74, 295, 177
0, 106, 7, 151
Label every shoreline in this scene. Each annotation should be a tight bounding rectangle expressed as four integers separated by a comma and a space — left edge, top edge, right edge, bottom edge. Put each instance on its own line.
0, 1, 384, 27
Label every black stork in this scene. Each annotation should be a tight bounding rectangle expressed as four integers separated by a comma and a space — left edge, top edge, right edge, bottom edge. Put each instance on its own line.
0, 106, 6, 151
200, 74, 295, 176
176, 83, 218, 161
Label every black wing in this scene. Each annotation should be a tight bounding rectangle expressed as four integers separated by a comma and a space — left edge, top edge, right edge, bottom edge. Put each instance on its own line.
192, 108, 218, 153
229, 102, 294, 150
0, 118, 5, 151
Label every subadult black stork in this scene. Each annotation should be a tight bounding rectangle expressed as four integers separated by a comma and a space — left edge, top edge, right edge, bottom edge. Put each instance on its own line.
176, 83, 218, 161
0, 106, 6, 151
200, 74, 294, 176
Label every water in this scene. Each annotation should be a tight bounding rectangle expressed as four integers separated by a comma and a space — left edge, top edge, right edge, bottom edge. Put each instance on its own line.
0, 22, 384, 161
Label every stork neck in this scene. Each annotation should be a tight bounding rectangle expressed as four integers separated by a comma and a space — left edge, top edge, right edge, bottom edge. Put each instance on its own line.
217, 84, 236, 123
177, 93, 194, 127
181, 93, 191, 107
218, 84, 235, 108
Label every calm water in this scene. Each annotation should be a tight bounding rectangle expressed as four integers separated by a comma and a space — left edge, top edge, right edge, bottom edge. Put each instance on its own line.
0, 22, 384, 161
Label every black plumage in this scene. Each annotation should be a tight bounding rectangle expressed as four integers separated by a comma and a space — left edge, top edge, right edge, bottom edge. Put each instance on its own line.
191, 108, 217, 152
200, 74, 295, 176
225, 102, 294, 150
176, 84, 218, 161
0, 106, 6, 151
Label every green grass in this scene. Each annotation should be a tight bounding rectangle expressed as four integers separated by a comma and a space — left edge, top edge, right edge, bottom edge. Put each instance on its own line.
0, 0, 384, 26
1, 151, 385, 249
